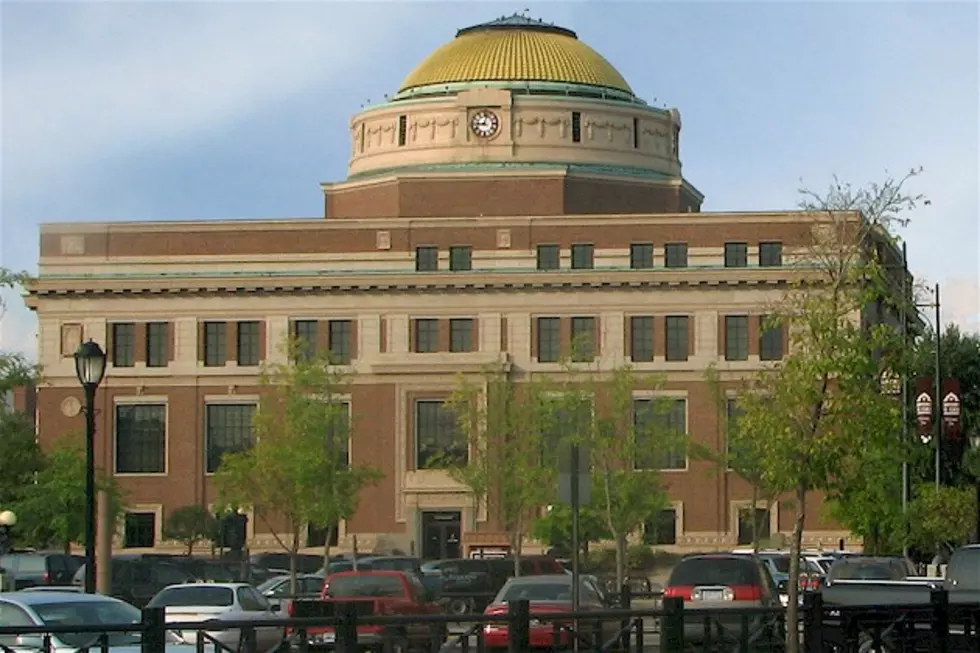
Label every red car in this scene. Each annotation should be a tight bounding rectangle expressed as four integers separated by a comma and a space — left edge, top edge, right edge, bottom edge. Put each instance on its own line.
482, 574, 614, 650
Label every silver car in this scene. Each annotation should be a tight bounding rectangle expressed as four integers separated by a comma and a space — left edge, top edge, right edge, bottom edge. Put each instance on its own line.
256, 574, 323, 611
146, 583, 284, 653
0, 590, 193, 652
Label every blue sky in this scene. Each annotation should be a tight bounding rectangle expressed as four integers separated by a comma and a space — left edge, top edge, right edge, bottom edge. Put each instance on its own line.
1, 0, 978, 358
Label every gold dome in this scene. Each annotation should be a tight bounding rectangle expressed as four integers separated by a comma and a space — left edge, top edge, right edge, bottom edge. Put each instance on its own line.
398, 17, 633, 95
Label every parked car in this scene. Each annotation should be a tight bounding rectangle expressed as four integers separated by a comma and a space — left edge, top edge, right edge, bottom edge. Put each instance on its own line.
147, 582, 284, 653
482, 575, 615, 649
0, 552, 83, 589
0, 590, 194, 652
250, 553, 324, 575
436, 555, 566, 614
72, 555, 194, 607
663, 554, 784, 646
256, 574, 324, 611
355, 556, 442, 599
292, 570, 444, 650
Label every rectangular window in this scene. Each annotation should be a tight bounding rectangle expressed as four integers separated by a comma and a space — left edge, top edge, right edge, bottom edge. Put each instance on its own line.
571, 111, 581, 142
630, 243, 654, 269
413, 318, 439, 353
759, 242, 783, 267
145, 322, 168, 368
630, 316, 654, 362
203, 322, 227, 367
449, 319, 474, 353
111, 323, 135, 367
326, 402, 351, 467
236, 321, 260, 366
328, 319, 352, 364
115, 403, 166, 474
536, 317, 561, 363
416, 246, 438, 272
537, 244, 561, 270
725, 316, 749, 361
293, 320, 318, 362
632, 117, 640, 149
449, 246, 472, 272
643, 509, 677, 545
398, 115, 407, 146
415, 400, 467, 469
633, 398, 687, 470
665, 316, 689, 362
725, 242, 748, 268
123, 513, 156, 549
760, 317, 784, 361
665, 243, 688, 268
571, 244, 594, 270
570, 317, 596, 362
206, 404, 256, 473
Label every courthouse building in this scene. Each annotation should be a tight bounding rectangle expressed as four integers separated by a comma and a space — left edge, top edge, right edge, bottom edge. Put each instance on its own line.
27, 15, 851, 556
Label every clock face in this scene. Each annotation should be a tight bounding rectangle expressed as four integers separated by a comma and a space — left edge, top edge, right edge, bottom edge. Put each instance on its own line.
470, 110, 500, 138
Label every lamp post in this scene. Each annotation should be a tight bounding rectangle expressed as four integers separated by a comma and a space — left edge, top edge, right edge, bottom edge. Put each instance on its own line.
0, 510, 17, 556
970, 434, 980, 544
74, 339, 107, 594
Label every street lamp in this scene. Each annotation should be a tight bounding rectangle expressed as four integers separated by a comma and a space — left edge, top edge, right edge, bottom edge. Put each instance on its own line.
0, 510, 17, 556
74, 339, 107, 594
970, 434, 980, 544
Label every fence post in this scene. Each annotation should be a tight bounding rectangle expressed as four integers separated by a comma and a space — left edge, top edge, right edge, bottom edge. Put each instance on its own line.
661, 596, 684, 653
930, 588, 949, 653
336, 601, 359, 653
507, 599, 530, 653
801, 591, 823, 653
141, 606, 165, 653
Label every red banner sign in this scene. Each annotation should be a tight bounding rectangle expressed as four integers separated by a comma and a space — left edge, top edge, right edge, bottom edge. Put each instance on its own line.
915, 377, 933, 441
942, 378, 962, 438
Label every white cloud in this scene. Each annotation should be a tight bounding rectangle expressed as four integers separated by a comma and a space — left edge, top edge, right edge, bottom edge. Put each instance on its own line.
941, 277, 980, 334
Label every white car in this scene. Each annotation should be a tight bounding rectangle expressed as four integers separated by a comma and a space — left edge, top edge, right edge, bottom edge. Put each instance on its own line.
146, 583, 284, 653
0, 590, 193, 652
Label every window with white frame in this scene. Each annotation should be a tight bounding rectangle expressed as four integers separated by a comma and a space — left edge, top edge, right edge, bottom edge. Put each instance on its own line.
415, 400, 466, 469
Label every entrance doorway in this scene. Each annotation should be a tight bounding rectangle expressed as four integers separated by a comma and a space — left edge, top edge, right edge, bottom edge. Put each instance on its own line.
421, 511, 461, 560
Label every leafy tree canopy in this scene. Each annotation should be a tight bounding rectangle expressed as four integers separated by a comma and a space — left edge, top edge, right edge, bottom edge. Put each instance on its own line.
163, 505, 219, 555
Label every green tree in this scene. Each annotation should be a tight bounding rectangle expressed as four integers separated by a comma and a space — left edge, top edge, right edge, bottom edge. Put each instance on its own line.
0, 411, 45, 510
213, 338, 383, 592
163, 505, 219, 555
531, 504, 609, 557
906, 484, 975, 553
445, 361, 561, 576
15, 434, 125, 552
733, 172, 921, 653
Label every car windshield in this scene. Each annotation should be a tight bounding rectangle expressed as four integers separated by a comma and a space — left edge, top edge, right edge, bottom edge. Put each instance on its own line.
3, 556, 46, 574
670, 559, 759, 586
766, 557, 791, 573
498, 582, 573, 602
33, 599, 148, 648
327, 575, 404, 598
367, 559, 416, 572
257, 578, 285, 594
147, 586, 234, 607
830, 560, 906, 581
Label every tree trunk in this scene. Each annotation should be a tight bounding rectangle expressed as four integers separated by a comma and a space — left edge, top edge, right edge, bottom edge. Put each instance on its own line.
322, 524, 335, 571
750, 485, 760, 553
614, 532, 628, 588
186, 542, 194, 556
289, 527, 300, 597
785, 484, 807, 653
63, 541, 71, 555
511, 529, 523, 577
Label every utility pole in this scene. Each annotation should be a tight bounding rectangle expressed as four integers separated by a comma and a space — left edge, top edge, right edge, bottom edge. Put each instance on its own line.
899, 244, 909, 542
934, 284, 943, 489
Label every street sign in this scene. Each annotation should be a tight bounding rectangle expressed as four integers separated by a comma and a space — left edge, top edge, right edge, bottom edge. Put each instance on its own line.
557, 441, 591, 506
942, 378, 962, 437
916, 392, 932, 427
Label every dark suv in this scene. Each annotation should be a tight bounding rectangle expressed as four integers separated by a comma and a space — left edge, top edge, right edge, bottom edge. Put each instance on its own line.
0, 553, 83, 589
664, 554, 783, 646
433, 556, 566, 614
72, 554, 194, 607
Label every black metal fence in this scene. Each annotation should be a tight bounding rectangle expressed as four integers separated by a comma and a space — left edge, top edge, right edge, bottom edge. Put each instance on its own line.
0, 589, 978, 653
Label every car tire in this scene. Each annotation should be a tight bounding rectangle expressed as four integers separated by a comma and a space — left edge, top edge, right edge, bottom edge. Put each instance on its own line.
447, 598, 472, 615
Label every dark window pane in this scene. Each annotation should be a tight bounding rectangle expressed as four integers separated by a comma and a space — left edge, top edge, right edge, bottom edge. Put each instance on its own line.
643, 509, 677, 545
571, 111, 581, 142
237, 321, 260, 366
633, 398, 686, 470
537, 245, 560, 270
204, 322, 226, 367
737, 508, 771, 545
416, 400, 466, 469
326, 402, 350, 467
630, 243, 653, 269
760, 316, 784, 361
630, 316, 654, 362
665, 316, 689, 361
665, 243, 688, 268
293, 320, 318, 362
123, 513, 156, 548
536, 317, 561, 362
725, 316, 749, 361
307, 523, 339, 548
724, 242, 748, 268
112, 323, 135, 367
328, 320, 352, 364
725, 398, 745, 467
206, 404, 256, 473
449, 319, 473, 353
449, 246, 472, 272
115, 403, 166, 474
759, 242, 783, 267
146, 322, 168, 368
416, 246, 438, 272
570, 317, 595, 362
414, 319, 438, 353
571, 244, 594, 270
398, 115, 407, 146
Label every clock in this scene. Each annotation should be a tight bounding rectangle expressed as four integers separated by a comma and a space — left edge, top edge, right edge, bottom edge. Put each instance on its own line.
470, 110, 500, 138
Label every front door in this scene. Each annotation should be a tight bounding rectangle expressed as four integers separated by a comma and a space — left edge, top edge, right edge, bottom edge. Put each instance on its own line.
421, 511, 461, 560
